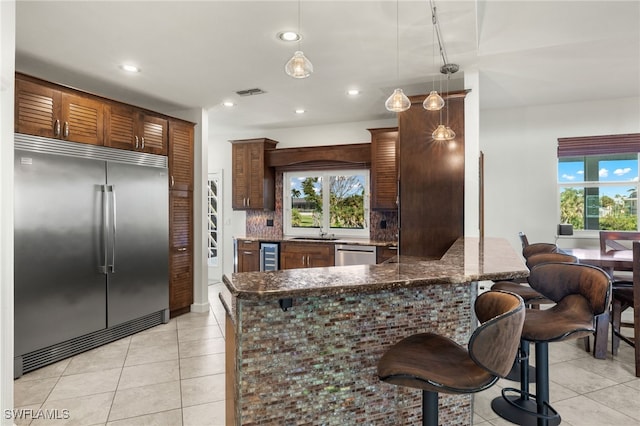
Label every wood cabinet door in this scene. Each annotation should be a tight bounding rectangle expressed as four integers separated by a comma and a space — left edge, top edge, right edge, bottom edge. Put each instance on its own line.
169, 121, 194, 191
232, 143, 250, 209
169, 190, 193, 314
238, 249, 260, 272
280, 250, 307, 270
280, 243, 334, 269
104, 104, 137, 150
60, 93, 104, 145
246, 143, 264, 209
15, 78, 61, 138
370, 128, 398, 210
140, 114, 168, 155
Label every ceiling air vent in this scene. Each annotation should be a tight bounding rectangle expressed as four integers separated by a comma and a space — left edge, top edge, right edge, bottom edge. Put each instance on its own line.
235, 88, 266, 96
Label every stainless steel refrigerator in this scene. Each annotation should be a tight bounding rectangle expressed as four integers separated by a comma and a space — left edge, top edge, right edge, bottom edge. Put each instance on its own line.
14, 134, 169, 377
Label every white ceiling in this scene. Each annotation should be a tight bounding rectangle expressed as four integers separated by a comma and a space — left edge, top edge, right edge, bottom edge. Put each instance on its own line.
14, 0, 640, 131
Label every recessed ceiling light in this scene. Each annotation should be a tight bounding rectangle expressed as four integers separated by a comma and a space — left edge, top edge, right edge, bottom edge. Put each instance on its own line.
222, 101, 235, 107
347, 89, 361, 96
295, 109, 305, 114
278, 31, 301, 42
120, 64, 140, 73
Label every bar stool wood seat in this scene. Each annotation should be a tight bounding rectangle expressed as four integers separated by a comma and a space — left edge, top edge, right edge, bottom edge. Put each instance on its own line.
377, 290, 525, 426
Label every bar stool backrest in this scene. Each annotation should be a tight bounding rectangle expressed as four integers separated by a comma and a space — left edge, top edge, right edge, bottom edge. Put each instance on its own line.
525, 252, 578, 269
528, 262, 612, 316
522, 243, 558, 259
469, 291, 525, 377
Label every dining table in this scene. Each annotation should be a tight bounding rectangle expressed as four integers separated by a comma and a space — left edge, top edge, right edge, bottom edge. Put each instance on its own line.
562, 247, 639, 376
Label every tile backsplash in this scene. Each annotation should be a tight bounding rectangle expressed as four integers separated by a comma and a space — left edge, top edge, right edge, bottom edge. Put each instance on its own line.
246, 172, 398, 242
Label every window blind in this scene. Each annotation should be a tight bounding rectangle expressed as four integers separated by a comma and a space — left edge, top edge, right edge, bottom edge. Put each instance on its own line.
557, 133, 640, 157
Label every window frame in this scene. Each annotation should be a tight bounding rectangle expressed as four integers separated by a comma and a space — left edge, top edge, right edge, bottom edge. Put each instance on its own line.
557, 133, 640, 234
283, 169, 370, 238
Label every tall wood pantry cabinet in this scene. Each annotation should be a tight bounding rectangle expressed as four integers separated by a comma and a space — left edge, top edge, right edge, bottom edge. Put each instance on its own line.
398, 92, 466, 258
168, 121, 195, 316
230, 138, 278, 210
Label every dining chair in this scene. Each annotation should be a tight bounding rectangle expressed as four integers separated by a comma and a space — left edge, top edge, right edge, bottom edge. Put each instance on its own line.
599, 231, 640, 354
610, 241, 639, 376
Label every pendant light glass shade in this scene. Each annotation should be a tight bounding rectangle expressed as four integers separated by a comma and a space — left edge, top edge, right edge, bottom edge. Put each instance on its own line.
432, 124, 449, 141
385, 88, 411, 112
285, 51, 313, 79
432, 124, 456, 141
423, 90, 445, 111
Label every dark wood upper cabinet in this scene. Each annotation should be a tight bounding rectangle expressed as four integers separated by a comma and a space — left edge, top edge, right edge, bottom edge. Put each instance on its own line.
104, 104, 168, 155
399, 92, 467, 259
16, 75, 104, 146
231, 138, 278, 210
168, 120, 194, 192
369, 127, 398, 211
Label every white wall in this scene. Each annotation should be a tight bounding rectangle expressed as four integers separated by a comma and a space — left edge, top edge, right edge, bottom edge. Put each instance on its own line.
0, 0, 15, 422
481, 97, 640, 252
208, 119, 396, 277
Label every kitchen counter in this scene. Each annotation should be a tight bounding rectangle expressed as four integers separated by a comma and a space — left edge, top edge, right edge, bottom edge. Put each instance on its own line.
223, 237, 526, 425
234, 234, 397, 247
224, 237, 525, 300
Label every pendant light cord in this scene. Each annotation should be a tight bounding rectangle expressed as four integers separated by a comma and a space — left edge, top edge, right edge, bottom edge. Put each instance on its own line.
396, 0, 400, 84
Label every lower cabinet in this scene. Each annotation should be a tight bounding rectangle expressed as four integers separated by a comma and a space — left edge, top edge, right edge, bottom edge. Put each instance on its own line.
280, 242, 335, 270
169, 189, 193, 316
236, 240, 260, 272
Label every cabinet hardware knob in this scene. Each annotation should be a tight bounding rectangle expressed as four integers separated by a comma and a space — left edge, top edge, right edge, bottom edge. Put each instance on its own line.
141, 137, 145, 150
170, 175, 175, 188
178, 247, 187, 252
54, 119, 60, 136
63, 122, 69, 138
135, 136, 139, 149
243, 251, 253, 255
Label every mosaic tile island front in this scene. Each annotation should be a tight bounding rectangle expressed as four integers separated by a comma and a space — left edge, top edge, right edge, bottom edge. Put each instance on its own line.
222, 237, 527, 425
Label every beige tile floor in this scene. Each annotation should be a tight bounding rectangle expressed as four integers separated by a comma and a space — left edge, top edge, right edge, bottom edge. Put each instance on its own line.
13, 283, 640, 425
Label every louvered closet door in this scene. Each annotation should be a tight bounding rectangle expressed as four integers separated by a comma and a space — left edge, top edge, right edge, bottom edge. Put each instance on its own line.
168, 122, 194, 191
15, 78, 61, 138
141, 115, 168, 155
61, 93, 104, 145
169, 189, 193, 313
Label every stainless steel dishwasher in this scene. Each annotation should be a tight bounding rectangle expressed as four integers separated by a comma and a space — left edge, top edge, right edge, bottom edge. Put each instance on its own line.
334, 244, 377, 266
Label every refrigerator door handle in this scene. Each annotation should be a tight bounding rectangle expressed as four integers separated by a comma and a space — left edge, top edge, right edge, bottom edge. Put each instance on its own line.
99, 184, 109, 274
107, 184, 117, 273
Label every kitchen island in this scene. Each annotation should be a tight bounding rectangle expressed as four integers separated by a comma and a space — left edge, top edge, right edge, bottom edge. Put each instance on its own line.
222, 237, 527, 425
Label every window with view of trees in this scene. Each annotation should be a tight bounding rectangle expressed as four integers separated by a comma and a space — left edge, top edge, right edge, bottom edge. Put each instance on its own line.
558, 134, 640, 232
284, 170, 370, 237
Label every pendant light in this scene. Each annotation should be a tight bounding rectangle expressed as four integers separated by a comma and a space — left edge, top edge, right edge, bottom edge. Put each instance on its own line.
428, 0, 458, 141
432, 65, 458, 141
423, 6, 444, 111
385, 0, 410, 112
285, 0, 313, 79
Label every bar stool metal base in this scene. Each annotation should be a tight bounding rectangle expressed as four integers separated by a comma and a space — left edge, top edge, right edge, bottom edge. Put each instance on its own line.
491, 391, 560, 426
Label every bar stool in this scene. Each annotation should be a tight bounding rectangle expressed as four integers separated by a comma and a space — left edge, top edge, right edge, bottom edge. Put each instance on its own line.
491, 251, 578, 402
377, 290, 525, 426
492, 262, 611, 426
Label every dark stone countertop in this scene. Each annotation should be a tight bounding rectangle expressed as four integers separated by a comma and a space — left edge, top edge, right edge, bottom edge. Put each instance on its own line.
223, 237, 527, 301
234, 235, 397, 247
